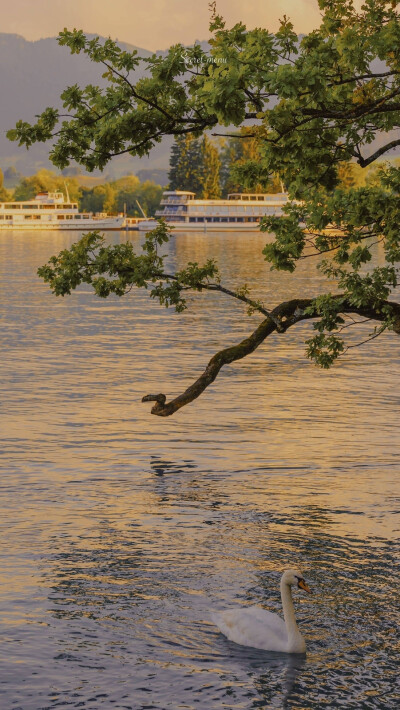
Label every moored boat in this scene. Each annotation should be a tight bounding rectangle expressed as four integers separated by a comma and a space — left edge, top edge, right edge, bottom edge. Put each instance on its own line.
0, 192, 125, 230
138, 190, 290, 232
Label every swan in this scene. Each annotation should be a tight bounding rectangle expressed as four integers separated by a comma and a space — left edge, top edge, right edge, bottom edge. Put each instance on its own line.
212, 569, 312, 654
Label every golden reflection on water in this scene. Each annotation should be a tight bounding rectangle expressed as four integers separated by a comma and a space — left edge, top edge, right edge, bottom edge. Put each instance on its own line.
1, 229, 399, 709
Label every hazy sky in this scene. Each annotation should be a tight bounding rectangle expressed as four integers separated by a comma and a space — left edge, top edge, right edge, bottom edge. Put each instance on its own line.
2, 0, 333, 51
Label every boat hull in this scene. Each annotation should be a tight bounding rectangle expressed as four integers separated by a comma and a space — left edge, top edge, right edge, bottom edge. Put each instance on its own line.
138, 220, 263, 232
0, 218, 125, 231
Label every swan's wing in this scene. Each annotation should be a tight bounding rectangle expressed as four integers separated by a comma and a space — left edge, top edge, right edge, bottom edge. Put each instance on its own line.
212, 605, 288, 652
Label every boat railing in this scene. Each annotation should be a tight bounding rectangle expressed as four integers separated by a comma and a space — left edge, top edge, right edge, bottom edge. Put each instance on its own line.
156, 208, 188, 215
160, 198, 191, 205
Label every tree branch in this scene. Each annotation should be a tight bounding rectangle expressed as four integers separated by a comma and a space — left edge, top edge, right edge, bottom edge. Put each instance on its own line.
142, 297, 400, 416
158, 272, 282, 324
356, 139, 400, 167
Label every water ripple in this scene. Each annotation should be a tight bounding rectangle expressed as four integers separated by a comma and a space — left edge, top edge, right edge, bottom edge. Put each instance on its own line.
1, 231, 399, 709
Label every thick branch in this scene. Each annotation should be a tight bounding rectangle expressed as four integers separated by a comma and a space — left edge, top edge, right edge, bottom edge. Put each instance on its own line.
357, 139, 400, 167
142, 297, 400, 416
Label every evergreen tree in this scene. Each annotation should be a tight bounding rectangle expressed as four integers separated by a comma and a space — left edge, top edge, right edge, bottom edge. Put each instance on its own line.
168, 136, 184, 190
200, 136, 221, 199
168, 135, 203, 195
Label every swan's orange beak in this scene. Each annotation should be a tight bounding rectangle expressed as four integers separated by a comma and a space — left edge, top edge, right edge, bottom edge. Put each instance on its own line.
298, 579, 312, 594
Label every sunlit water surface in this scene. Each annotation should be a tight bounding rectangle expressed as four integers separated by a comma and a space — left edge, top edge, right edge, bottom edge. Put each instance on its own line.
1, 230, 399, 709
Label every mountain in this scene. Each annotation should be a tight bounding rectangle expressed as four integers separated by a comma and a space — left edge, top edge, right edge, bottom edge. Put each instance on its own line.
2, 33, 397, 182
0, 33, 174, 178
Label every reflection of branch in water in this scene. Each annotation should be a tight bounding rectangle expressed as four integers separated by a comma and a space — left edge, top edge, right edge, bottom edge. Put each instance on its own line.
150, 455, 197, 477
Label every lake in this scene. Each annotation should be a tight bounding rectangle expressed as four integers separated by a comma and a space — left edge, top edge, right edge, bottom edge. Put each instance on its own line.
1, 229, 399, 709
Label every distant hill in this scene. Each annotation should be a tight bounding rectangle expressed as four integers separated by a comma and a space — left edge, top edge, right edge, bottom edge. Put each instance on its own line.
2, 33, 398, 182
0, 33, 175, 179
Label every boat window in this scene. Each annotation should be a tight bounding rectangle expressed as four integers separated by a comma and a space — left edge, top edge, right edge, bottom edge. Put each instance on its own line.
257, 196, 264, 201
0, 215, 3, 220
57, 215, 65, 220
22, 204, 39, 209
82, 215, 90, 219
6, 204, 22, 209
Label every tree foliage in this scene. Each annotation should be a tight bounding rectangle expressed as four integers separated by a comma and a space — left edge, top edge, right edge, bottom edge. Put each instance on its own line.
168, 133, 222, 197
200, 135, 222, 198
219, 128, 281, 194
168, 130, 277, 197
168, 134, 204, 195
8, 169, 163, 217
9, 0, 400, 414
0, 169, 10, 201
80, 176, 163, 216
13, 169, 81, 202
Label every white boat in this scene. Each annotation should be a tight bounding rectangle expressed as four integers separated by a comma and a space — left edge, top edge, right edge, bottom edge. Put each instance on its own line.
138, 190, 290, 232
0, 191, 125, 230
124, 216, 149, 230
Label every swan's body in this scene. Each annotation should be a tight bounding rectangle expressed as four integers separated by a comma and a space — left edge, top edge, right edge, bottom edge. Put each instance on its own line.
212, 569, 312, 654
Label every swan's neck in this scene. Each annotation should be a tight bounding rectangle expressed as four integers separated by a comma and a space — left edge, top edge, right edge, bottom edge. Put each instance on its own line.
280, 580, 305, 652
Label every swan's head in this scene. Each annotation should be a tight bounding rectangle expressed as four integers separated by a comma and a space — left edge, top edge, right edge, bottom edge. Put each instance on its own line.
282, 569, 312, 594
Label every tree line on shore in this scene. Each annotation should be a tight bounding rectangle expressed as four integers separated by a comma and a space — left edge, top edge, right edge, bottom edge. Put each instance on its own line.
1, 142, 396, 219
0, 168, 163, 217
0, 131, 276, 212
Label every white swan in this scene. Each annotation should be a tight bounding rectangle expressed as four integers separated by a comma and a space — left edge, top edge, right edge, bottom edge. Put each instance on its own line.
212, 569, 312, 654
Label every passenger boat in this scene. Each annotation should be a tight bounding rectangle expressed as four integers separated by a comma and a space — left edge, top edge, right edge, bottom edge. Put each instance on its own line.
0, 191, 125, 230
138, 190, 290, 231
124, 216, 149, 230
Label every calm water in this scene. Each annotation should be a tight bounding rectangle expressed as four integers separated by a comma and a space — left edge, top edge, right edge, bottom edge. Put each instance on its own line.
1, 229, 399, 710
